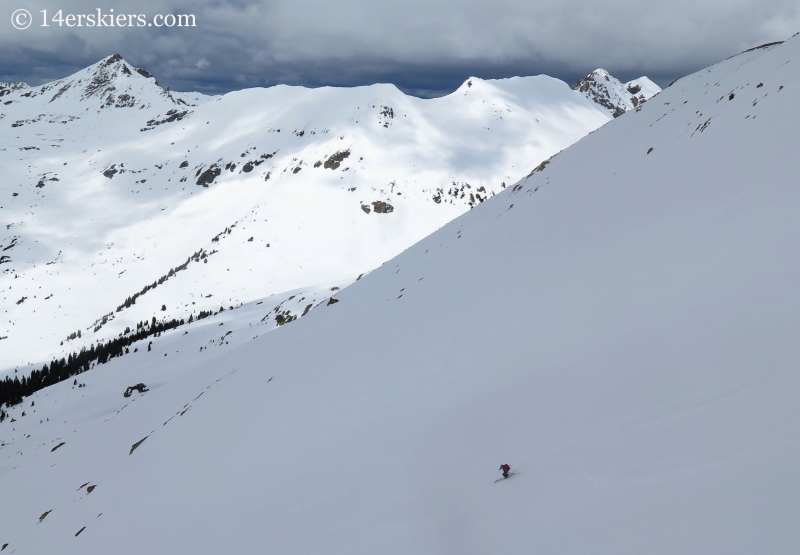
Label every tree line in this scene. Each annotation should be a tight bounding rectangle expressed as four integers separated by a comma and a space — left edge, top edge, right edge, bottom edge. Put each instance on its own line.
0, 313, 207, 415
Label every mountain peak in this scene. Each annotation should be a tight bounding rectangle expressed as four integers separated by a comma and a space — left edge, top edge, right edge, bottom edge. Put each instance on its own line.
95, 53, 154, 80
572, 68, 660, 117
79, 53, 153, 102
2, 54, 208, 110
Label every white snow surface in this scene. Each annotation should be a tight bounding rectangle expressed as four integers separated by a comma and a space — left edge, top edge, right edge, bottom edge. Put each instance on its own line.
2, 38, 800, 553
0, 55, 610, 371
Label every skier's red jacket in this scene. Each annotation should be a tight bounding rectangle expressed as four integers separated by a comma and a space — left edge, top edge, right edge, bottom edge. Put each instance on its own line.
500, 464, 510, 473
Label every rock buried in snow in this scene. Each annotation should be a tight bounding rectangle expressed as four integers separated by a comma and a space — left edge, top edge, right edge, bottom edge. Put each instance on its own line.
196, 165, 221, 187
327, 297, 339, 305
371, 201, 394, 214
323, 150, 350, 170
129, 436, 149, 455
124, 383, 149, 397
39, 510, 52, 523
51, 442, 65, 452
75, 526, 86, 537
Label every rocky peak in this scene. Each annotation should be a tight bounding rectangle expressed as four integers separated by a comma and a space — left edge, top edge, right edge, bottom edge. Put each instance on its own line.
81, 53, 143, 100
572, 69, 660, 117
9, 54, 208, 110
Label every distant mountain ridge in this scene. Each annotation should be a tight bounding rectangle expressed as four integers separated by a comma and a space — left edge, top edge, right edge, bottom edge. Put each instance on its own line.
572, 68, 661, 117
0, 54, 610, 371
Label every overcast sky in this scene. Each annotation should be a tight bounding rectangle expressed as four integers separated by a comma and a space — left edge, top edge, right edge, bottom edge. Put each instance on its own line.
2, 0, 799, 97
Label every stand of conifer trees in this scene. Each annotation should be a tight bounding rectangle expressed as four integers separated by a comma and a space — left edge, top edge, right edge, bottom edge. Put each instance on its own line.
0, 314, 194, 412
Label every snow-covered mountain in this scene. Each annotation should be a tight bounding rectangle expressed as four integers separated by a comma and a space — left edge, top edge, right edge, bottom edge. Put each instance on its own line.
2, 36, 798, 554
573, 68, 661, 117
0, 54, 612, 371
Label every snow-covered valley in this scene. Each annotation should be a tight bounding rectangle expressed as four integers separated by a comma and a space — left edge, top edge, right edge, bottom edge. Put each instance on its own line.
2, 35, 797, 555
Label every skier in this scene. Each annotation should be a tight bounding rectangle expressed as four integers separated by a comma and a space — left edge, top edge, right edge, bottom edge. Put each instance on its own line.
499, 463, 511, 479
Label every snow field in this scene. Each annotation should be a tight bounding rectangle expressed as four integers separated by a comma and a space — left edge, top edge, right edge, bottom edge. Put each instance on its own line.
1, 38, 799, 553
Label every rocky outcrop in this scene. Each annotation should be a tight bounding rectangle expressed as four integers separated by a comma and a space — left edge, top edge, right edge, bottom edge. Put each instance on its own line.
324, 150, 350, 170
196, 165, 221, 187
371, 201, 394, 214
124, 383, 149, 397
0, 82, 28, 97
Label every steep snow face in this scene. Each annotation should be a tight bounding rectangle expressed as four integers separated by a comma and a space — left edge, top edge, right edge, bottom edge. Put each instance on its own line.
0, 57, 610, 371
573, 68, 661, 117
1, 37, 799, 554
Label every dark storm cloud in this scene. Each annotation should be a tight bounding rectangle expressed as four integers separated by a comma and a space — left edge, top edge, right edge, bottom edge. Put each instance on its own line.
2, 0, 798, 96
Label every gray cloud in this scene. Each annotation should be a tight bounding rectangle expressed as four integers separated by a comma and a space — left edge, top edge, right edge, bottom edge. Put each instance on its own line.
2, 0, 798, 96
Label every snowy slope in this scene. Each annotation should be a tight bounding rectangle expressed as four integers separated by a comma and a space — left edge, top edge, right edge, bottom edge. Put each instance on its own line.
573, 68, 661, 116
2, 37, 799, 553
0, 56, 611, 371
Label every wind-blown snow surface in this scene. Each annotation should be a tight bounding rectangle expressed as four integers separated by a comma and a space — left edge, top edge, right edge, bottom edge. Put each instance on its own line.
0, 55, 610, 371
3, 38, 800, 553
